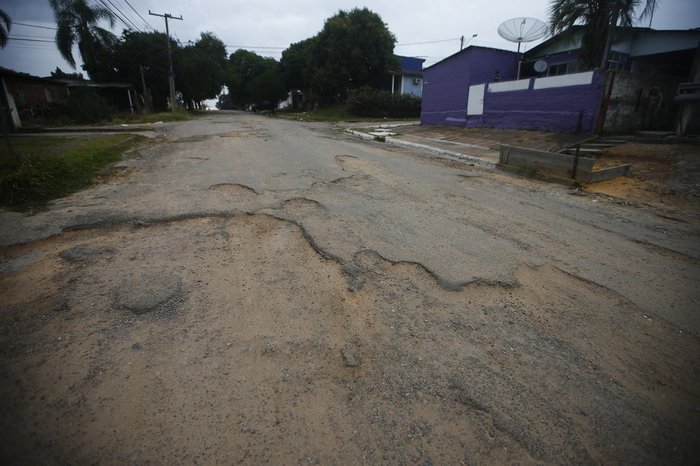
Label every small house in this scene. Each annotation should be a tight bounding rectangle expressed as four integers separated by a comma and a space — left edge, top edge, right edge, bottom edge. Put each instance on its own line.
391, 55, 426, 97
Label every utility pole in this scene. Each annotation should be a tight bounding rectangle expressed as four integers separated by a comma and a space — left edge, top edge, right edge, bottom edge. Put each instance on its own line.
461, 34, 478, 51
149, 10, 183, 112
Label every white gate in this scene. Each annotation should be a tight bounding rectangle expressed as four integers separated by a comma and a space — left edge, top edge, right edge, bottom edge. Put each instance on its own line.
467, 84, 485, 116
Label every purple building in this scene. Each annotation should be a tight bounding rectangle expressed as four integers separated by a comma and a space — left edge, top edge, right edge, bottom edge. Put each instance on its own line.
421, 45, 605, 133
421, 28, 700, 134
421, 46, 519, 126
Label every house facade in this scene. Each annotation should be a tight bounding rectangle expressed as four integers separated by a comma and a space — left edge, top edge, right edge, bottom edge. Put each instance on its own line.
420, 28, 700, 134
421, 46, 519, 126
391, 55, 426, 97
0, 67, 136, 129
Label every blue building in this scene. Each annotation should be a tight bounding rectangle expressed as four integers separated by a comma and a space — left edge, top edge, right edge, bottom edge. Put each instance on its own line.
391, 55, 426, 98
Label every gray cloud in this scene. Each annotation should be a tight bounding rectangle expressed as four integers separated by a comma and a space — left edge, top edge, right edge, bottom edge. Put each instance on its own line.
1, 0, 698, 77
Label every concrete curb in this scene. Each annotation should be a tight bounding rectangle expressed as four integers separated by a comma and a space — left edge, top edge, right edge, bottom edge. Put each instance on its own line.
345, 129, 496, 169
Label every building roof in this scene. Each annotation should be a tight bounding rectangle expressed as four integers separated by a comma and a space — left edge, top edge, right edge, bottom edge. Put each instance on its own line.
395, 55, 426, 72
0, 66, 133, 89
423, 45, 517, 71
525, 26, 700, 58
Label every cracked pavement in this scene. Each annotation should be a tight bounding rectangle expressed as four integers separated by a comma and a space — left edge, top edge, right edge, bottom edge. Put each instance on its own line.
1, 111, 699, 464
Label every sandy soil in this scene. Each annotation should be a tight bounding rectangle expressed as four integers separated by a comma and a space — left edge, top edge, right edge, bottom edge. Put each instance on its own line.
587, 143, 700, 211
1, 113, 699, 464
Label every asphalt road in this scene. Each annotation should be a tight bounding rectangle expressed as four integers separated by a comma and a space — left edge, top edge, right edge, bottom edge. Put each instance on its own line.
1, 111, 699, 464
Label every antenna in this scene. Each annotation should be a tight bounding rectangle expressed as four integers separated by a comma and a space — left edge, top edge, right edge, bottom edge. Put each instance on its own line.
497, 17, 547, 79
497, 17, 547, 54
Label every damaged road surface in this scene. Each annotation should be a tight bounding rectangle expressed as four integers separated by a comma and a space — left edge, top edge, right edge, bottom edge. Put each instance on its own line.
1, 111, 699, 464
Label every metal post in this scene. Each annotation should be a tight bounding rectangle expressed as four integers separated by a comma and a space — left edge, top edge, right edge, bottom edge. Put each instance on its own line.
139, 65, 151, 112
149, 10, 183, 113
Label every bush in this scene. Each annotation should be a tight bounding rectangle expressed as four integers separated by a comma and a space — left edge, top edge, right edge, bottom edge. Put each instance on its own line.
0, 157, 53, 207
65, 88, 114, 124
347, 86, 421, 118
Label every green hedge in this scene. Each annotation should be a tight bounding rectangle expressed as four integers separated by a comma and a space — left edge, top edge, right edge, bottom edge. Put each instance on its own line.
347, 86, 421, 118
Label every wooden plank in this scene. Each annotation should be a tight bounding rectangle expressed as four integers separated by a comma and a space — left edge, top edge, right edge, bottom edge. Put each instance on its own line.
581, 164, 631, 183
499, 144, 579, 178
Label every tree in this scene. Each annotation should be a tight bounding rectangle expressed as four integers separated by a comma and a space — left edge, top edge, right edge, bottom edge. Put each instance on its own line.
280, 38, 314, 91
280, 8, 398, 105
226, 50, 268, 109
176, 47, 224, 109
49, 0, 118, 78
194, 32, 227, 67
50, 67, 84, 80
111, 31, 175, 111
249, 67, 288, 110
175, 32, 227, 109
549, 0, 659, 70
0, 9, 11, 48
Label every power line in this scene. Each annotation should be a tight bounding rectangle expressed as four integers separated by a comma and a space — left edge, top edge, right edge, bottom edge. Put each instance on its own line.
7, 37, 55, 43
120, 0, 155, 31
107, 0, 146, 32
12, 21, 58, 30
99, 0, 141, 32
225, 45, 285, 49
396, 38, 460, 47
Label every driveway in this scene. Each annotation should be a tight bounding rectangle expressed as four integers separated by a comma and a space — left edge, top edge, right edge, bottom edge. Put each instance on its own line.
1, 111, 698, 464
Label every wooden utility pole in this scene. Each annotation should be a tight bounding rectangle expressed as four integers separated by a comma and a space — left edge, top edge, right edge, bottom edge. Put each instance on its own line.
148, 10, 183, 113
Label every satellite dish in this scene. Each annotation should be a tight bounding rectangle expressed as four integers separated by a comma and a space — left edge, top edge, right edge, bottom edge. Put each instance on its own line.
498, 17, 548, 53
534, 60, 548, 73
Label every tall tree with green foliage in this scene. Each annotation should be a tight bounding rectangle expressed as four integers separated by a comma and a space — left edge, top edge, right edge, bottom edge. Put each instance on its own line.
0, 9, 11, 48
226, 49, 286, 109
280, 38, 314, 91
49, 0, 118, 78
280, 8, 398, 105
549, 0, 659, 70
111, 31, 175, 111
175, 32, 227, 109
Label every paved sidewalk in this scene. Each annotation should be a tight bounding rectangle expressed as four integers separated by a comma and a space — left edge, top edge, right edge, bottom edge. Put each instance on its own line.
347, 123, 589, 168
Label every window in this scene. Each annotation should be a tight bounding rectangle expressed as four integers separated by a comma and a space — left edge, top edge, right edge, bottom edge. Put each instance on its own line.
607, 52, 627, 71
548, 63, 568, 76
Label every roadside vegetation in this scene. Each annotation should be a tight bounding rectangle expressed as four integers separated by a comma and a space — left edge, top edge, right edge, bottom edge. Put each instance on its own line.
105, 110, 192, 125
0, 134, 145, 211
276, 105, 419, 122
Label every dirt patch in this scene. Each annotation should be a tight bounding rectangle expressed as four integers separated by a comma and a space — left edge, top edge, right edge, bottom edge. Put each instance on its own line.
389, 125, 585, 152
1, 213, 698, 464
586, 143, 700, 210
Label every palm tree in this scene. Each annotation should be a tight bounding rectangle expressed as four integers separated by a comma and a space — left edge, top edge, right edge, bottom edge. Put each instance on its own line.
49, 0, 116, 75
549, 0, 659, 70
0, 9, 11, 48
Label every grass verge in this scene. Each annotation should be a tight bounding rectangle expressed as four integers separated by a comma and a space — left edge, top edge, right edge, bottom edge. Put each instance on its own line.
108, 109, 193, 125
0, 134, 146, 211
275, 105, 417, 123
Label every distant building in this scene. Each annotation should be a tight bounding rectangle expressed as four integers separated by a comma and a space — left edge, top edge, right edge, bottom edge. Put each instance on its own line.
391, 55, 426, 98
0, 67, 135, 129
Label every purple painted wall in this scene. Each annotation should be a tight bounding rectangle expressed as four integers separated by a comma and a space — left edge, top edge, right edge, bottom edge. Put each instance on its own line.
421, 46, 518, 126
421, 44, 606, 133
466, 72, 606, 133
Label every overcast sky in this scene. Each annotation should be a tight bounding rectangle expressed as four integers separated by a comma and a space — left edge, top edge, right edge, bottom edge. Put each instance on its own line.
1, 0, 699, 78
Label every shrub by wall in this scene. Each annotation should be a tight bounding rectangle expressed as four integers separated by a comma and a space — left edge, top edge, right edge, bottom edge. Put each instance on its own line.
65, 88, 114, 124
347, 86, 421, 118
